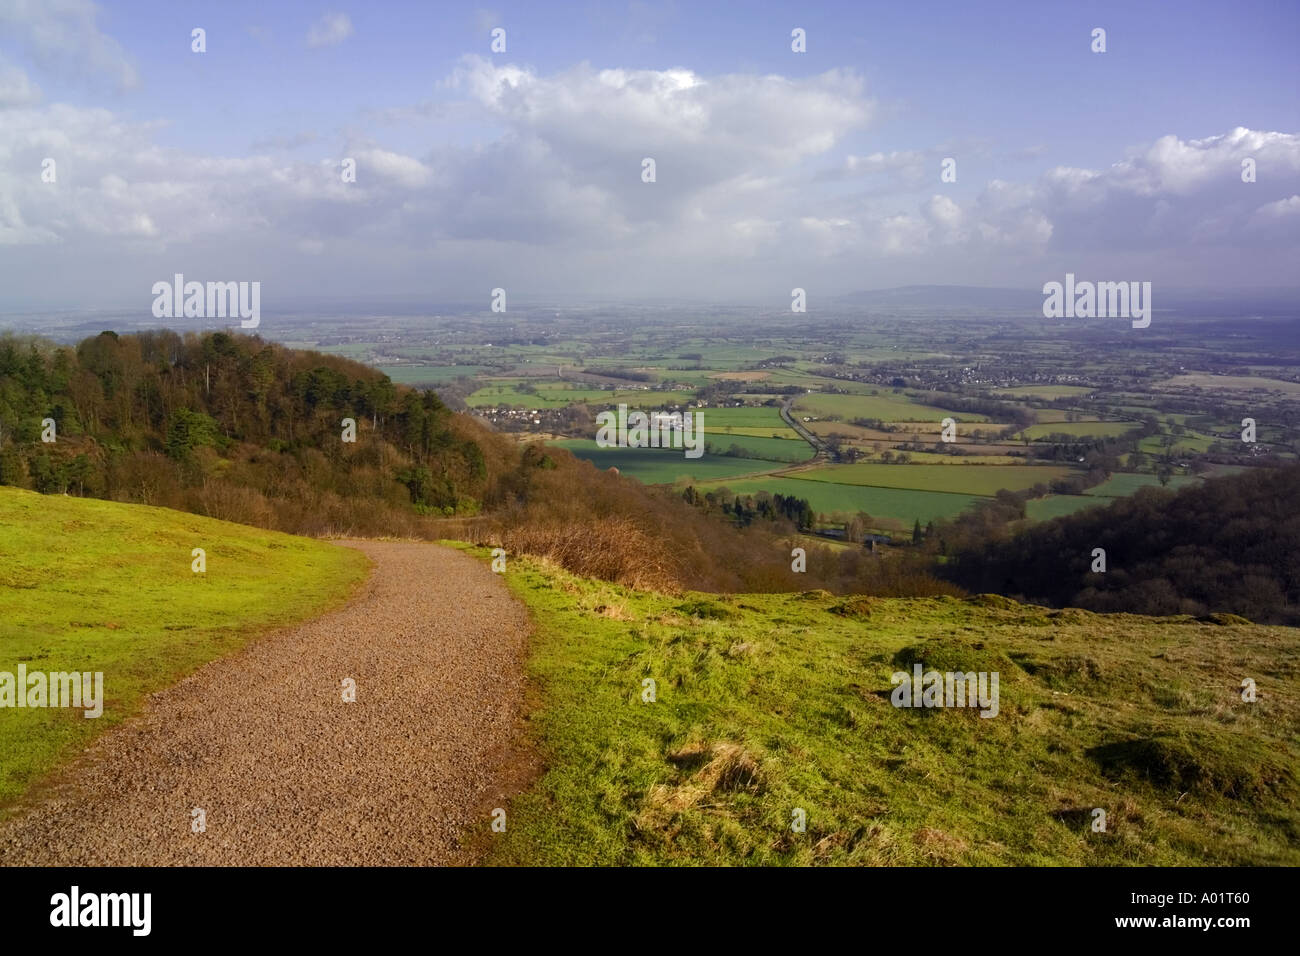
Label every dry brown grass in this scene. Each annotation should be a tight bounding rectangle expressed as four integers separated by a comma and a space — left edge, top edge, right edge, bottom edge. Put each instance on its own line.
471, 516, 683, 592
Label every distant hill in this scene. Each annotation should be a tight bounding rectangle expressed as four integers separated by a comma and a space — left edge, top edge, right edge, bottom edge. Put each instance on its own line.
832, 284, 1300, 316
832, 285, 1044, 312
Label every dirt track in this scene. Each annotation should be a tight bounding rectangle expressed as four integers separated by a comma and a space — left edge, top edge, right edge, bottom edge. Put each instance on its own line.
0, 541, 530, 866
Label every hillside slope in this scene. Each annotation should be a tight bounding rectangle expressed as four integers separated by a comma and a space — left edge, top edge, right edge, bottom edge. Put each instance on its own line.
943, 465, 1300, 624
0, 486, 368, 807
475, 548, 1300, 865
0, 330, 859, 594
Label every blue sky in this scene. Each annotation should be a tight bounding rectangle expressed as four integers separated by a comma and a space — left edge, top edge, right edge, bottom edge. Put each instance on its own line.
1, 0, 1297, 309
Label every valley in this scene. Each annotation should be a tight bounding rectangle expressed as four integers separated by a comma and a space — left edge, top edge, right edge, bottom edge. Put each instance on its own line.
256, 301, 1300, 541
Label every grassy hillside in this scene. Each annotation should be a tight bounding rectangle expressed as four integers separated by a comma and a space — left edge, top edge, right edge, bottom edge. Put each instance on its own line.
472, 546, 1299, 865
0, 487, 368, 808
0, 330, 850, 595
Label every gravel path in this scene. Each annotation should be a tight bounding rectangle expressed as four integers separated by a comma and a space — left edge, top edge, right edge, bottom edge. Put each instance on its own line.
0, 541, 530, 866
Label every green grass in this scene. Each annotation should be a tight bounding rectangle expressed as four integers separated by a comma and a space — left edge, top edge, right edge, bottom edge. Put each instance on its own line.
533, 384, 698, 406
468, 383, 573, 409
1031, 410, 1100, 424
703, 435, 814, 463
1027, 473, 1208, 520
551, 440, 777, 484
1138, 432, 1217, 455
1019, 422, 1139, 441
469, 384, 697, 409
693, 476, 980, 525
1158, 373, 1300, 396
377, 364, 486, 384
1084, 473, 1203, 497
699, 406, 790, 428
0, 487, 368, 809
475, 549, 1299, 865
794, 392, 987, 423
791, 463, 1075, 496
709, 426, 804, 439
702, 407, 802, 441
991, 385, 1094, 399
1025, 495, 1105, 521
878, 451, 1023, 465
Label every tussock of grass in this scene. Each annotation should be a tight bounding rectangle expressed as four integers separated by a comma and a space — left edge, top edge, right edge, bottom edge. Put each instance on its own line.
675, 600, 738, 620
1200, 613, 1253, 626
1018, 654, 1108, 691
1087, 729, 1294, 798
829, 597, 876, 620
892, 638, 1016, 676
465, 544, 1300, 866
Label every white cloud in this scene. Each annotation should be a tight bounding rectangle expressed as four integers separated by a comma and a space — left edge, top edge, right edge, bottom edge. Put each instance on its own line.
1254, 194, 1300, 220
0, 57, 40, 108
453, 56, 871, 178
353, 147, 432, 189
0, 36, 1295, 303
306, 12, 353, 49
0, 0, 137, 89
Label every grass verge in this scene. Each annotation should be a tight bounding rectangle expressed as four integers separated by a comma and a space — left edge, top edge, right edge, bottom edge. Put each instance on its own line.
461, 546, 1299, 865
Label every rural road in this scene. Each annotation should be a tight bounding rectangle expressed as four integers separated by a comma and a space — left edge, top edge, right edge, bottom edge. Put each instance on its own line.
780, 395, 829, 458
0, 541, 530, 866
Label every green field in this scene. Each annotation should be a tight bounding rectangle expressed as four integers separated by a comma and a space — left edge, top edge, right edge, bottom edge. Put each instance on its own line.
992, 385, 1095, 399
551, 440, 776, 484
699, 406, 790, 428
1158, 374, 1300, 396
378, 364, 486, 384
794, 392, 987, 423
703, 435, 814, 463
470, 383, 696, 409
1031, 410, 1102, 424
708, 425, 803, 439
697, 406, 802, 441
478, 549, 1300, 865
881, 451, 1023, 465
790, 463, 1075, 496
1019, 422, 1138, 441
1137, 432, 1217, 455
468, 383, 572, 408
693, 476, 980, 525
0, 488, 368, 808
1025, 495, 1105, 521
1083, 473, 1203, 497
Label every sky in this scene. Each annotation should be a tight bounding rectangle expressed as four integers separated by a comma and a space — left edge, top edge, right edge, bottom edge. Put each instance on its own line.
0, 0, 1297, 312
